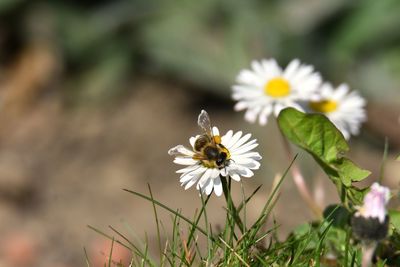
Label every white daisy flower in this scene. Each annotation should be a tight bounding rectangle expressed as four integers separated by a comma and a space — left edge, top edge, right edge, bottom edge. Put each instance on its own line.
168, 110, 262, 197
232, 58, 322, 125
306, 83, 367, 140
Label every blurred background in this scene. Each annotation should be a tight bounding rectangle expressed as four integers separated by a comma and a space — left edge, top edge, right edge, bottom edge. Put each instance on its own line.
0, 0, 399, 266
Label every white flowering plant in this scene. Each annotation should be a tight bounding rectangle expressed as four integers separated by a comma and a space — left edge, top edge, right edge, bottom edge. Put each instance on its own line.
89, 59, 400, 267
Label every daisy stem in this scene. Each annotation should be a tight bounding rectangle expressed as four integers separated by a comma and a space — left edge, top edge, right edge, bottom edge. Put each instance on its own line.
361, 243, 376, 267
278, 128, 322, 218
221, 175, 244, 234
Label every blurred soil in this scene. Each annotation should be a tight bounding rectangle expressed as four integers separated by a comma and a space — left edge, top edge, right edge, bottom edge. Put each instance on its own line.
0, 78, 399, 266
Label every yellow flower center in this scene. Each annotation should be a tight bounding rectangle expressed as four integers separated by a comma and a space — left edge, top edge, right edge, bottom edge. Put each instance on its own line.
264, 78, 291, 98
309, 99, 338, 113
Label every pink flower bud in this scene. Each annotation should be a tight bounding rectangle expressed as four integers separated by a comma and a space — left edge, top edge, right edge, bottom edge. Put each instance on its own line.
356, 183, 390, 223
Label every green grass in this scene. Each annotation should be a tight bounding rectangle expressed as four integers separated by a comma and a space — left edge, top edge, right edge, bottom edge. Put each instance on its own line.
86, 155, 369, 266
86, 109, 400, 266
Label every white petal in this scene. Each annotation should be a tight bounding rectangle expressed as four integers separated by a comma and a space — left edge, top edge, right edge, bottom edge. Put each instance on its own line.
189, 137, 197, 148
225, 131, 242, 149
231, 140, 258, 155
212, 127, 220, 136
168, 145, 194, 156
234, 101, 249, 111
236, 152, 262, 161
213, 177, 223, 196
233, 158, 260, 169
283, 59, 300, 79
211, 168, 221, 179
237, 69, 264, 85
244, 108, 259, 123
197, 168, 213, 188
334, 84, 350, 100
221, 130, 233, 144
229, 164, 254, 178
174, 157, 197, 165
229, 133, 252, 151
205, 178, 214, 195
184, 177, 198, 190
179, 166, 206, 180
262, 58, 282, 77
176, 164, 200, 174
180, 170, 201, 183
259, 105, 273, 125
230, 173, 241, 181
273, 103, 285, 117
220, 167, 228, 177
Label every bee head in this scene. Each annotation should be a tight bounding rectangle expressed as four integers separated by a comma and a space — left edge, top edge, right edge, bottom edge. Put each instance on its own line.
216, 152, 228, 166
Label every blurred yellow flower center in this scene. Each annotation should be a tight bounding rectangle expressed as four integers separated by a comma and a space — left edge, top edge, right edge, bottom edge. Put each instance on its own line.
309, 99, 338, 113
264, 78, 291, 98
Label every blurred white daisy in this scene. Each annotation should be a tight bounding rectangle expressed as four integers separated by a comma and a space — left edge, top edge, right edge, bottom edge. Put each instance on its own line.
168, 110, 261, 197
306, 83, 367, 140
232, 59, 322, 125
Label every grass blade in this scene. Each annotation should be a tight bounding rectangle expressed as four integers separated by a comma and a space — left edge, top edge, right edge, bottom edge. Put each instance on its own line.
147, 184, 163, 263
123, 188, 212, 241
84, 247, 91, 267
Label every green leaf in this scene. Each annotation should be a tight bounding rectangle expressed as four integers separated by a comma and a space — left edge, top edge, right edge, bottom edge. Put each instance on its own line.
277, 107, 348, 162
389, 210, 400, 231
396, 155, 400, 161
337, 158, 371, 187
277, 108, 371, 205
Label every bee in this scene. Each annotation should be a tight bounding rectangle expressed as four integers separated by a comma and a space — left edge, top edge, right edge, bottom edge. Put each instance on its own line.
192, 110, 231, 168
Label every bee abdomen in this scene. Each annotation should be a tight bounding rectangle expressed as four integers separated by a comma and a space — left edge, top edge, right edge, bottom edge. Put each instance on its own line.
204, 146, 219, 160
194, 135, 210, 151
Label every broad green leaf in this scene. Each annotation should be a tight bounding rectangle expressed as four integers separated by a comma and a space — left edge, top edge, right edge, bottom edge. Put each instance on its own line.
337, 158, 371, 187
346, 186, 369, 206
396, 155, 400, 161
277, 108, 371, 205
277, 107, 348, 163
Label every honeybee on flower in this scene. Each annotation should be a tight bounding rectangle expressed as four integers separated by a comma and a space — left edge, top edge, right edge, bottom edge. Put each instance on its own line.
168, 110, 261, 196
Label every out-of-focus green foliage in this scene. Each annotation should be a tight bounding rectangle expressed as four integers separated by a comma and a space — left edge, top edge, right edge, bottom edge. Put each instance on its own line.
1, 0, 399, 102
389, 210, 400, 232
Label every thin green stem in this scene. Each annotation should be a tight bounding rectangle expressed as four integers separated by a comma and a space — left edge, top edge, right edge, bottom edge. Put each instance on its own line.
344, 227, 351, 267
108, 237, 114, 267
200, 193, 212, 264
240, 181, 247, 233
361, 243, 376, 267
147, 184, 163, 263
221, 175, 244, 233
84, 247, 91, 267
378, 137, 388, 184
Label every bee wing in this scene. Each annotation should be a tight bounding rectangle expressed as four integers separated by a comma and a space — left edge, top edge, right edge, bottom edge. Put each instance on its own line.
198, 110, 213, 136
192, 152, 209, 161
168, 145, 194, 157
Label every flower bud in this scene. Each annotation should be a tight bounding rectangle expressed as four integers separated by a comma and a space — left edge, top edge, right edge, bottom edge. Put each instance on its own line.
352, 183, 390, 242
